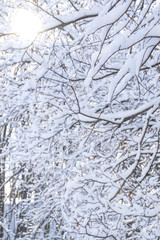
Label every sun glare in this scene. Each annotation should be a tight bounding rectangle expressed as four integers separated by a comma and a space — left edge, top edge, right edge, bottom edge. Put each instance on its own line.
12, 9, 42, 41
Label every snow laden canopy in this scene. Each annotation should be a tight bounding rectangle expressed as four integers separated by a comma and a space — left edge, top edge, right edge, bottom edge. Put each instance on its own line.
0, 0, 160, 239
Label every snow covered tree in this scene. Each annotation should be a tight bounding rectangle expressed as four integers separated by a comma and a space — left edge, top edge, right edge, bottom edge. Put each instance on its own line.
0, 0, 160, 239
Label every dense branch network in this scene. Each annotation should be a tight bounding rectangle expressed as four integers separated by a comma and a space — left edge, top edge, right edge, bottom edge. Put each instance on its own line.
0, 0, 160, 239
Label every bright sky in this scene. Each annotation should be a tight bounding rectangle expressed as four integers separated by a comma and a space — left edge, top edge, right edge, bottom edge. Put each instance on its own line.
11, 9, 42, 41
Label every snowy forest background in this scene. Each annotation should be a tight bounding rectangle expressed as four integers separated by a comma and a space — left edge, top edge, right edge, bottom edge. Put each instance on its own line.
0, 0, 160, 239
